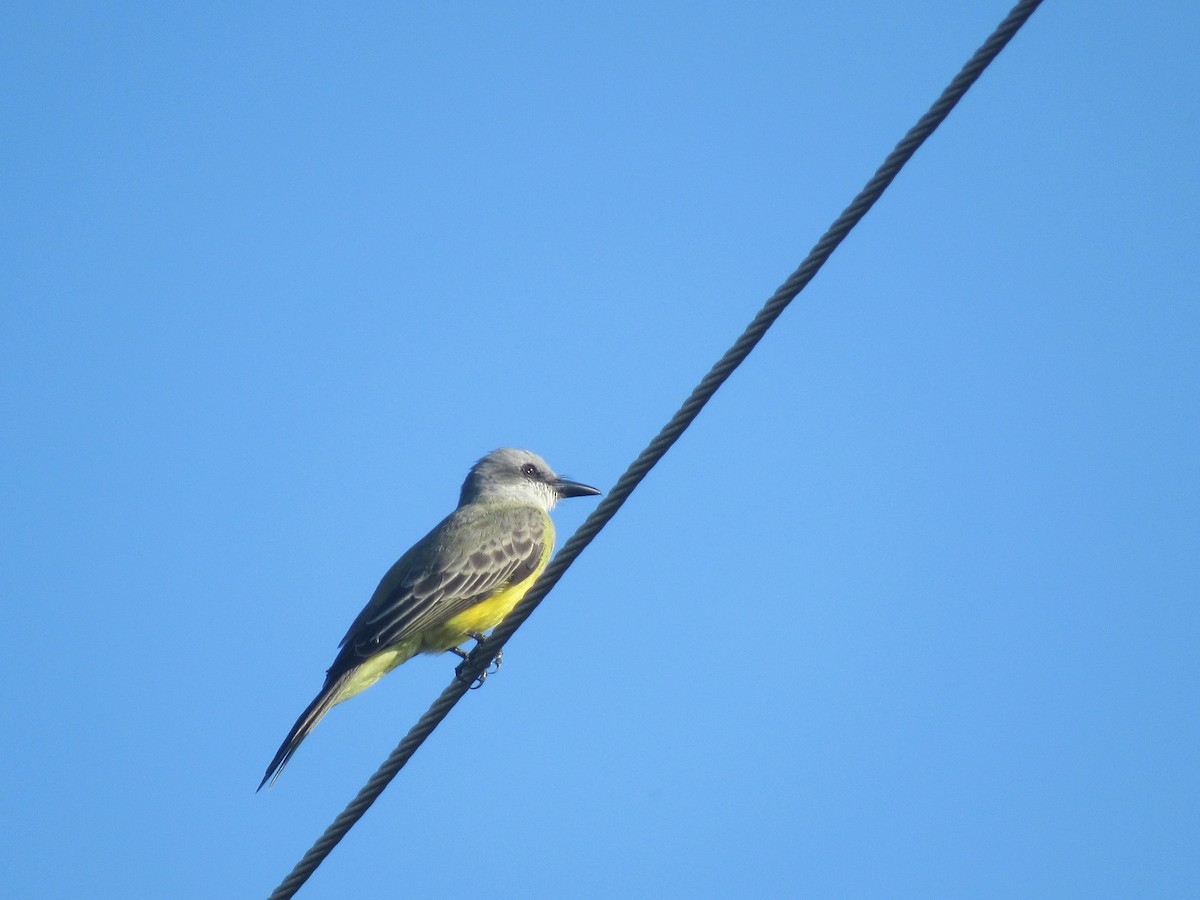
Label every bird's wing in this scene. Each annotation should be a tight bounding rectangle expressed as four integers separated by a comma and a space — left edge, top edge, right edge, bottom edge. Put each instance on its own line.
334, 503, 547, 666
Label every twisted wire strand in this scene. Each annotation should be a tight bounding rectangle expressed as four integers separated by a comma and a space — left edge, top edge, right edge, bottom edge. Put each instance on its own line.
268, 2, 1043, 895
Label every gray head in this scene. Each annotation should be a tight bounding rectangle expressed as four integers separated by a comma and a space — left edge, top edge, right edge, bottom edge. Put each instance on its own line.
458, 448, 601, 511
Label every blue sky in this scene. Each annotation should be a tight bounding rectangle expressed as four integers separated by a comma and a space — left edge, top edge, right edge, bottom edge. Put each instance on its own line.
3, 2, 1198, 897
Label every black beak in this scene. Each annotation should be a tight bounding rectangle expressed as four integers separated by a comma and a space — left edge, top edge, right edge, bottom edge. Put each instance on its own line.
553, 477, 602, 499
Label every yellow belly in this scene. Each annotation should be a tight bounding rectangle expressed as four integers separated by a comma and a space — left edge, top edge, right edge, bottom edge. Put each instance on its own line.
335, 534, 551, 705
419, 543, 551, 652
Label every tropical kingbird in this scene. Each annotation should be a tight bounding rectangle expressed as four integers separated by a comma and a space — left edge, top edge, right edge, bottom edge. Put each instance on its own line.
259, 448, 600, 789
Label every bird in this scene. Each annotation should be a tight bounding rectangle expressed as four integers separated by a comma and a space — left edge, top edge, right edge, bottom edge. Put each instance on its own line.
258, 448, 601, 789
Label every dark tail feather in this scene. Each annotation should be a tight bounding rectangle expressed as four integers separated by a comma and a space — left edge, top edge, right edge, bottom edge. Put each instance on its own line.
258, 673, 350, 791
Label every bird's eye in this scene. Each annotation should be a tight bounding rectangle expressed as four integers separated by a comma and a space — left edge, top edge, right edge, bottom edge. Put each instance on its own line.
521, 463, 539, 478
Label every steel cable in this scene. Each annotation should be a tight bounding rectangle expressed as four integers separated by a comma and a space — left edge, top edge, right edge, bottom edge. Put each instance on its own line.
268, 2, 1044, 894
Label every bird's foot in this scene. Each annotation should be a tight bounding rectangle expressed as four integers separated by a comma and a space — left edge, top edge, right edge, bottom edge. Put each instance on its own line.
484, 647, 503, 677
454, 642, 504, 689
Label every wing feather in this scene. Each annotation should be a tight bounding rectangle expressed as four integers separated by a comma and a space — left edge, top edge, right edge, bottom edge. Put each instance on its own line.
328, 504, 546, 676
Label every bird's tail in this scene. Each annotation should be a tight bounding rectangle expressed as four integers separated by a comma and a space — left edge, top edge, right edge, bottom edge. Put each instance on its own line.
258, 672, 350, 791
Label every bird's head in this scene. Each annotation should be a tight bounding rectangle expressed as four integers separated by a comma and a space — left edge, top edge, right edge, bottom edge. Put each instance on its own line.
458, 448, 601, 511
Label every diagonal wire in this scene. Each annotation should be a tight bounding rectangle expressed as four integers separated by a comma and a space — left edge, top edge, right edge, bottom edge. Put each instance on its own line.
268, 1, 1044, 895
